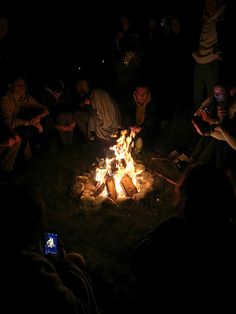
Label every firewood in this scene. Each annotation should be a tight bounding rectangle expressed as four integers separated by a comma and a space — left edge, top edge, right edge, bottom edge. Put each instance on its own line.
106, 176, 117, 201
92, 181, 106, 197
120, 174, 138, 197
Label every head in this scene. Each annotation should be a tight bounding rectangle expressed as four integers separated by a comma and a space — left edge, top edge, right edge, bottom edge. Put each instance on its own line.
205, 0, 222, 17
0, 17, 8, 39
176, 164, 236, 224
9, 77, 26, 98
148, 18, 157, 31
213, 84, 228, 103
76, 79, 90, 96
0, 184, 45, 253
170, 16, 181, 34
120, 16, 130, 32
134, 85, 150, 105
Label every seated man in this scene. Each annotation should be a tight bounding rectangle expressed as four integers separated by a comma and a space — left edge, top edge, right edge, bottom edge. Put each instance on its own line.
1, 183, 99, 314
41, 79, 76, 147
0, 76, 49, 158
88, 88, 121, 142
124, 83, 159, 152
66, 78, 91, 140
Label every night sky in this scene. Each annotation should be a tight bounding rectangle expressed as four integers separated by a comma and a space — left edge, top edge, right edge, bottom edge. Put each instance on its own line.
5, 0, 202, 53
2, 0, 236, 82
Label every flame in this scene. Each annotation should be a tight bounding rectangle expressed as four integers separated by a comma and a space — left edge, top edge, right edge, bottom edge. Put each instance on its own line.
95, 129, 140, 198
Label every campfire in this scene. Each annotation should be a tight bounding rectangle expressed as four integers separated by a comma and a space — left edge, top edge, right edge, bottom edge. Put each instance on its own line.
72, 129, 154, 206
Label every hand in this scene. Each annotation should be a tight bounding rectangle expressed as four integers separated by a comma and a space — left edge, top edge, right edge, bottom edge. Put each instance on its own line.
145, 91, 151, 105
30, 117, 41, 126
7, 135, 21, 147
215, 53, 223, 61
83, 98, 91, 105
230, 86, 236, 97
133, 91, 138, 105
8, 137, 17, 147
200, 110, 217, 124
194, 108, 203, 117
35, 123, 43, 134
56, 122, 76, 132
14, 134, 21, 144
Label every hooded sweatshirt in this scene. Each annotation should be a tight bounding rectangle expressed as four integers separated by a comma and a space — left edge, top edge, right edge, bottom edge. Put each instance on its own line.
192, 4, 226, 64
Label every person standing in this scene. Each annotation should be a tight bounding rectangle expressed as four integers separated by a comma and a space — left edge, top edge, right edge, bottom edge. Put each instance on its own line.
192, 0, 226, 109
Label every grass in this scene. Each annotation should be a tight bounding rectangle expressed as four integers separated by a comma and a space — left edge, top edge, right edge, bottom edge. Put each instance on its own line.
11, 134, 181, 294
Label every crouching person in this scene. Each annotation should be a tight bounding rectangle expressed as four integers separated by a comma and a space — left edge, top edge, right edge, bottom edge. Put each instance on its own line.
0, 76, 49, 161
1, 183, 99, 314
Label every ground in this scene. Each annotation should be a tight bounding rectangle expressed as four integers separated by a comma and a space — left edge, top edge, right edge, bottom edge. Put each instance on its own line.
2, 134, 182, 309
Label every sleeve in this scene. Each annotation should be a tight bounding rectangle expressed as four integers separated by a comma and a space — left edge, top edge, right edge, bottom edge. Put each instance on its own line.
0, 96, 28, 129
18, 252, 98, 314
27, 95, 48, 111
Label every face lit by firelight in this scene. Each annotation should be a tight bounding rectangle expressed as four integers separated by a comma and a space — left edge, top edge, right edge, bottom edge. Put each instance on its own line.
134, 87, 150, 106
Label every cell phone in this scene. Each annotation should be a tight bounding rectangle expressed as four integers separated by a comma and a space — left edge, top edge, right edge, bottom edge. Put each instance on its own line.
43, 231, 58, 256
202, 107, 210, 113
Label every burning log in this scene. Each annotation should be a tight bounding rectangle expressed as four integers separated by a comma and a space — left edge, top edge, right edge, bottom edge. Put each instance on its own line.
120, 174, 138, 197
92, 181, 106, 197
106, 176, 117, 201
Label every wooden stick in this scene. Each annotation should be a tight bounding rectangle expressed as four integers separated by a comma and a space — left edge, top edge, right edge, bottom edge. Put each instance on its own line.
120, 174, 138, 197
93, 181, 106, 197
106, 176, 117, 201
154, 171, 178, 186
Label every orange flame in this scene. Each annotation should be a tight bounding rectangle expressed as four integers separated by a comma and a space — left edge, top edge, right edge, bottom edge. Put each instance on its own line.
95, 129, 141, 198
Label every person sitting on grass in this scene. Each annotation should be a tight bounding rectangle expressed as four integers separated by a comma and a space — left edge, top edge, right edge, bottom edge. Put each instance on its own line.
1, 183, 99, 314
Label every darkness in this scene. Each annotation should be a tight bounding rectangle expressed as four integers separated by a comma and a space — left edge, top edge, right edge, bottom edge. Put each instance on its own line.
2, 0, 236, 86
4, 1, 201, 68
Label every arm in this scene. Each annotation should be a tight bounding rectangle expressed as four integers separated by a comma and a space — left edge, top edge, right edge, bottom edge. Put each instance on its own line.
211, 125, 236, 150
54, 258, 98, 314
19, 251, 98, 314
0, 134, 21, 148
27, 95, 49, 119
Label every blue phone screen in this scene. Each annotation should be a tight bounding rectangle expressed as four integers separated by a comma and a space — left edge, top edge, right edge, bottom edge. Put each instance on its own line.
44, 232, 58, 255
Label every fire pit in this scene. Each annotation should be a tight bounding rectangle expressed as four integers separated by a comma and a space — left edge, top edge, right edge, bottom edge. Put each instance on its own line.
72, 130, 154, 206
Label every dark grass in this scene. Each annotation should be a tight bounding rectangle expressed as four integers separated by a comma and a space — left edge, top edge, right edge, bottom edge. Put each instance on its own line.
9, 134, 181, 281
